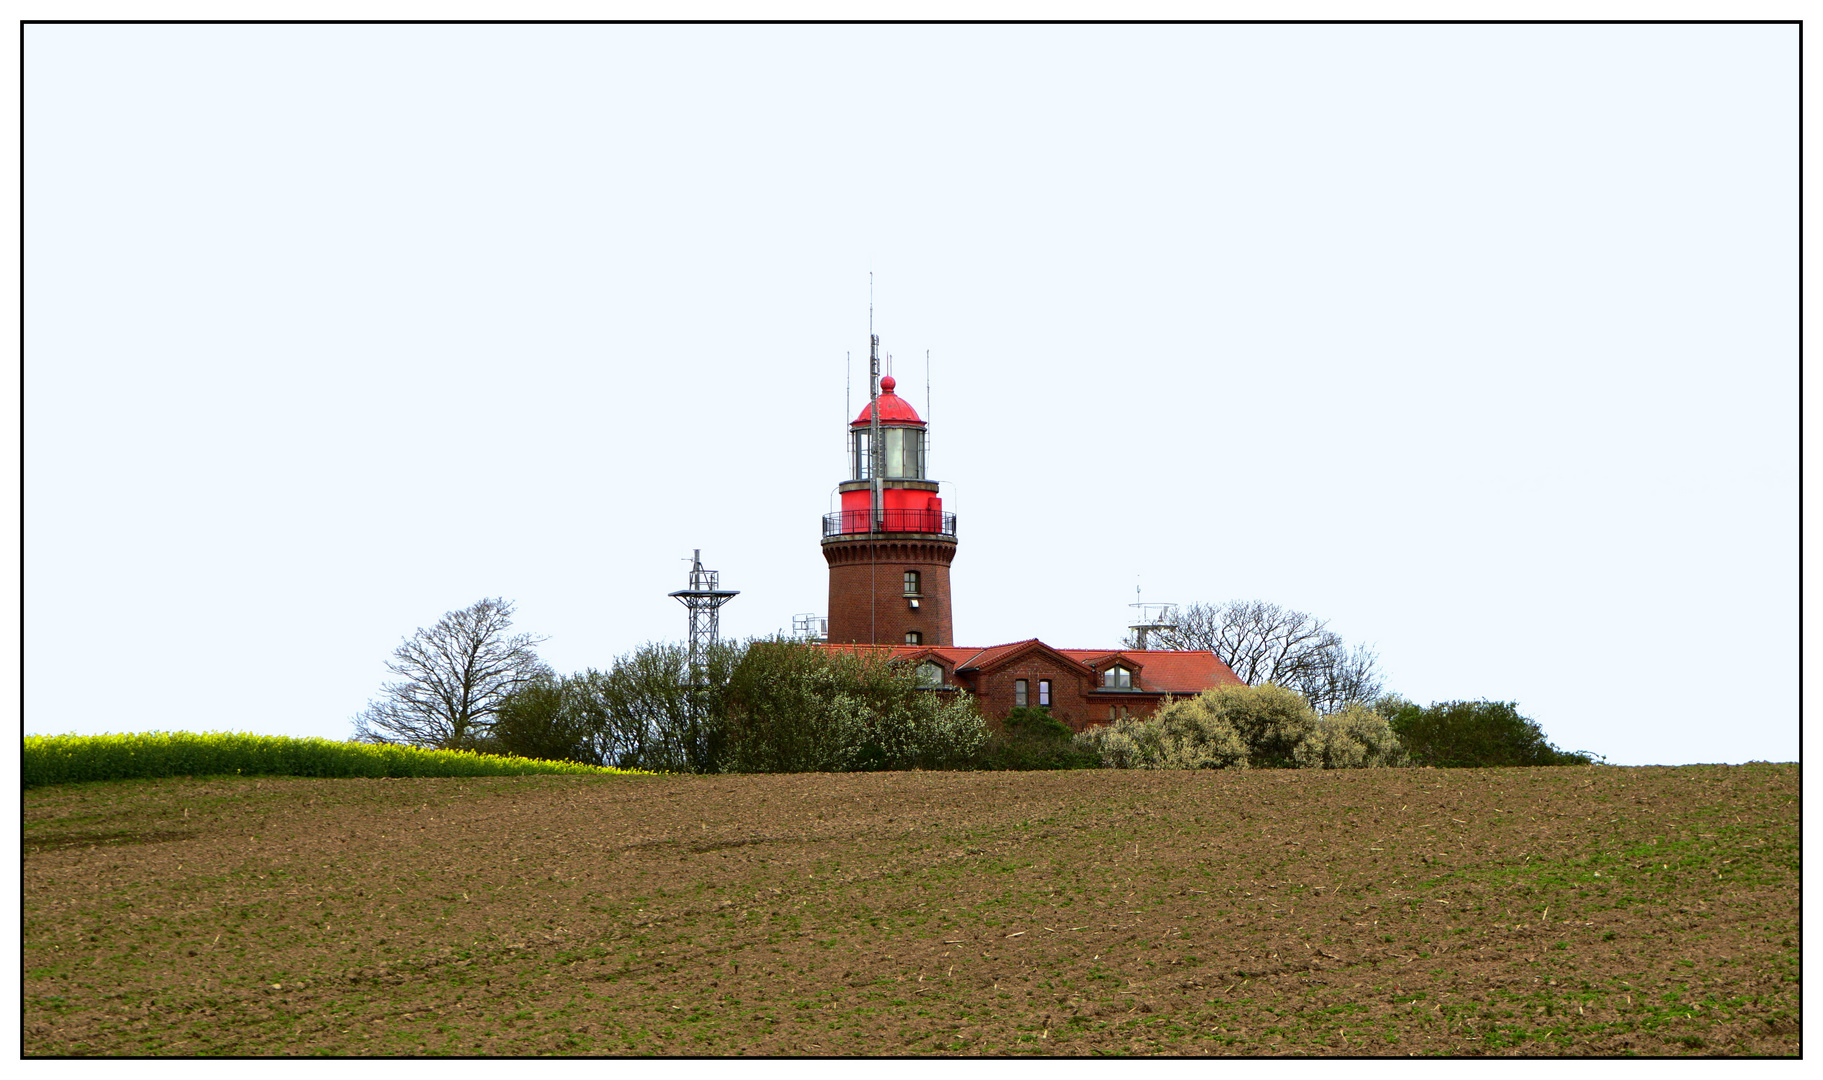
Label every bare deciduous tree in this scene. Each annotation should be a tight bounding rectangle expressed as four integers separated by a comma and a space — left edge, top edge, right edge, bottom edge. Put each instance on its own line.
353, 597, 550, 749
1129, 599, 1383, 715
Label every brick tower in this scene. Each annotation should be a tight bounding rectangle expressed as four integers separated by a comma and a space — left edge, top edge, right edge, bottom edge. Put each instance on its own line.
821, 336, 957, 646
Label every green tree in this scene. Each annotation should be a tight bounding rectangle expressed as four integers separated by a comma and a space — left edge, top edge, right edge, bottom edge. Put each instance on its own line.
1382, 698, 1595, 767
973, 706, 1101, 770
486, 672, 601, 765
504, 639, 987, 774
594, 641, 742, 773
718, 641, 984, 773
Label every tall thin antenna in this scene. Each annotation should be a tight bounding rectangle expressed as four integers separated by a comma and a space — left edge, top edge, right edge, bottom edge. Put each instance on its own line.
845, 350, 851, 470
867, 276, 880, 644
925, 348, 931, 424
869, 332, 883, 532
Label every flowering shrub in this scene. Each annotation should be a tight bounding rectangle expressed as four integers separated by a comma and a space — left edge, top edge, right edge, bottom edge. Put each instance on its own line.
1072, 699, 1248, 770
1293, 701, 1408, 769
1073, 683, 1406, 770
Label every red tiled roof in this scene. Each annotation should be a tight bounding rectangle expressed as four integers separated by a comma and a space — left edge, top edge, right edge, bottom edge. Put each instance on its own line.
949, 639, 1050, 671
1057, 649, 1243, 694
813, 640, 1241, 695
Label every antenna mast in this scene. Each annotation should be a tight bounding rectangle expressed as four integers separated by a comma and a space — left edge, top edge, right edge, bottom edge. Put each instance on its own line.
925, 348, 932, 478
869, 333, 883, 532
1128, 582, 1178, 650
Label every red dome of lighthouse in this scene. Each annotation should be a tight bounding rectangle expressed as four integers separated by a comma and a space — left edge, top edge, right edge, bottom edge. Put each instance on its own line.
851, 374, 925, 425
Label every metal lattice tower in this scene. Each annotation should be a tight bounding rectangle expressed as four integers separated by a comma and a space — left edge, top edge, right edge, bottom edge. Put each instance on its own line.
668, 549, 738, 681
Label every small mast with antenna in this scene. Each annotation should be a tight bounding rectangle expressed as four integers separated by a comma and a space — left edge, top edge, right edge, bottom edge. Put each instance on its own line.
1128, 580, 1178, 650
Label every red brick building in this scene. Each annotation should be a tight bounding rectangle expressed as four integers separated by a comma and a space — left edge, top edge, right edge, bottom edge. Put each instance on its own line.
826, 639, 1242, 731
818, 336, 1241, 726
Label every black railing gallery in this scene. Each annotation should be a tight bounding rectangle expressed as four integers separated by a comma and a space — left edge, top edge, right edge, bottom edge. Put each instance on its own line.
822, 510, 958, 537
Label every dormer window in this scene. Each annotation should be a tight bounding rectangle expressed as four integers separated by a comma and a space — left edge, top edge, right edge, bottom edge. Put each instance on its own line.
1102, 665, 1132, 689
915, 662, 944, 688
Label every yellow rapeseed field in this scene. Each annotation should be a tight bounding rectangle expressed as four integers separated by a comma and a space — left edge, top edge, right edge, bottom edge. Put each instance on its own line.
21, 731, 645, 787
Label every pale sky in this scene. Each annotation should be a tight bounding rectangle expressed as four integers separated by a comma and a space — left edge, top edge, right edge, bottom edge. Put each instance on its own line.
24, 22, 1797, 765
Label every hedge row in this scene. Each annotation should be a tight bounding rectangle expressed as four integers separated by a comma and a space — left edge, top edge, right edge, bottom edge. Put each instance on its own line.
22, 731, 648, 788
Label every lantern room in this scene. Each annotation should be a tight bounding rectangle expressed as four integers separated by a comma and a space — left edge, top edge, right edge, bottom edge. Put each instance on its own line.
822, 374, 955, 538
850, 375, 926, 480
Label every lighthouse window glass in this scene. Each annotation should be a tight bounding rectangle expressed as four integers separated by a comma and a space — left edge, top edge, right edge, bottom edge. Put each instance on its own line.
903, 571, 920, 596
876, 428, 923, 479
852, 431, 871, 480
878, 428, 901, 477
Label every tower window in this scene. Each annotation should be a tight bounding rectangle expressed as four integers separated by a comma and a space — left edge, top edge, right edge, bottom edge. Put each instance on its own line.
1102, 665, 1132, 689
905, 631, 922, 645
1038, 679, 1052, 706
915, 662, 943, 688
903, 570, 921, 596
1014, 679, 1029, 707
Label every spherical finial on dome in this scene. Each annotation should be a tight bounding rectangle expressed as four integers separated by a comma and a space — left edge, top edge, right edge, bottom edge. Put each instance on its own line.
880, 375, 896, 393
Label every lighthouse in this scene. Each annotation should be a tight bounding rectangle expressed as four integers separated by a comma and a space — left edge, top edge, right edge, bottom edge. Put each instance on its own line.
821, 336, 957, 646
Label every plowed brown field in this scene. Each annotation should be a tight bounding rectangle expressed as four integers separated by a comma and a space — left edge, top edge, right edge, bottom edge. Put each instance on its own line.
23, 764, 1798, 1056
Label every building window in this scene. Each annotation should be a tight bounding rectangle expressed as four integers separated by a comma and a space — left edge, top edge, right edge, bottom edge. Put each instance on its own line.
1108, 706, 1116, 721
1102, 665, 1132, 689
903, 570, 921, 596
905, 631, 922, 645
1014, 679, 1029, 707
915, 662, 943, 688
1038, 679, 1052, 706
